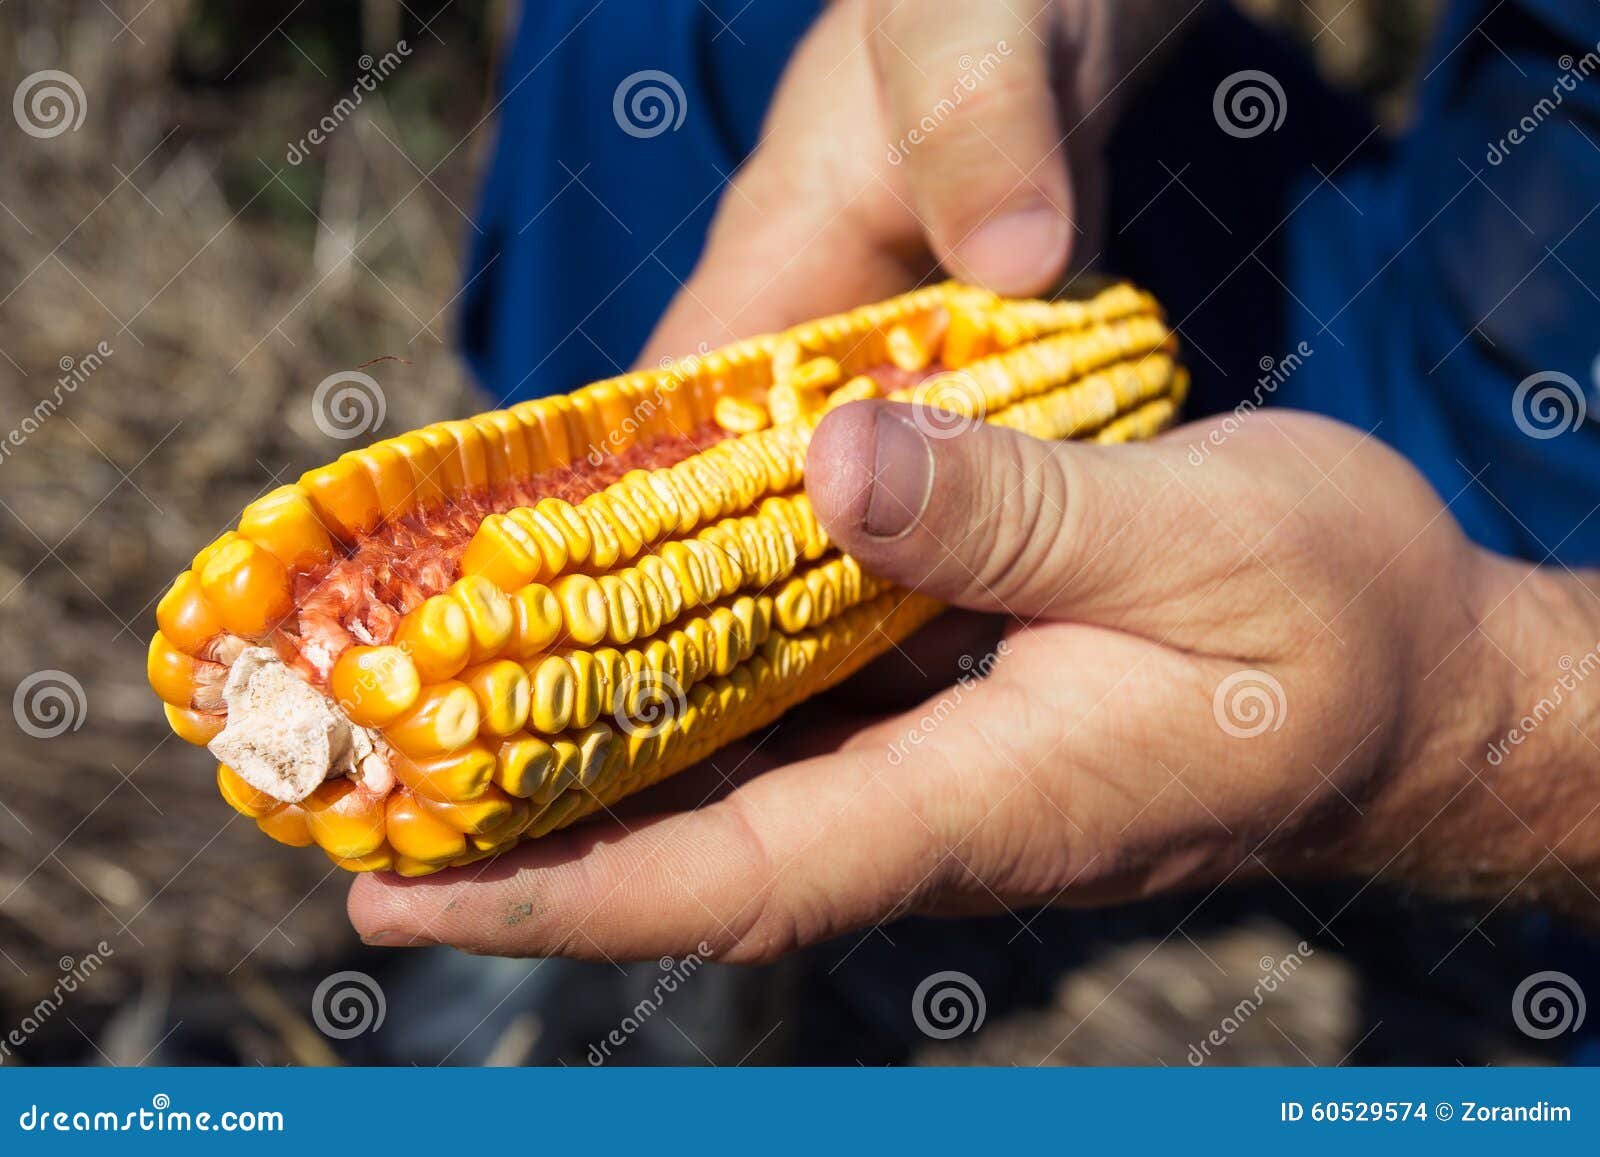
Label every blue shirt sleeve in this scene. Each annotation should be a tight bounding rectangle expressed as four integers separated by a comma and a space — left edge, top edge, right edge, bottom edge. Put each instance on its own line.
458, 0, 819, 406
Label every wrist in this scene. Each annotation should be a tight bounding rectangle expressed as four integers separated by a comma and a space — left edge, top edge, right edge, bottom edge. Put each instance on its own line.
1326, 552, 1600, 910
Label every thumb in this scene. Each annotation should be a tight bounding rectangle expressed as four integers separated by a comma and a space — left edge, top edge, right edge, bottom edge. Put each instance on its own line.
873, 0, 1072, 294
806, 401, 1203, 629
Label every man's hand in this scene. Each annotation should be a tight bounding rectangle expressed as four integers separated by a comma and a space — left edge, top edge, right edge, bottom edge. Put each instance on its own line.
638, 0, 1190, 363
349, 405, 1600, 958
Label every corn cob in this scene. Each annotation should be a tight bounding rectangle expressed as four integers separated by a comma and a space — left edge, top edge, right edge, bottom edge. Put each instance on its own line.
149, 281, 1186, 876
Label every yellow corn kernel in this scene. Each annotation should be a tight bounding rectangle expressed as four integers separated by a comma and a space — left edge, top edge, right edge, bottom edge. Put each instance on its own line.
198, 535, 292, 639
166, 703, 225, 746
787, 355, 843, 393
386, 791, 468, 863
532, 738, 580, 804
330, 645, 422, 728
597, 572, 643, 646
714, 396, 769, 433
460, 512, 543, 592
942, 305, 991, 368
155, 571, 224, 657
637, 554, 684, 623
774, 577, 814, 634
300, 457, 383, 542
528, 654, 577, 734
257, 804, 314, 848
886, 311, 948, 371
327, 847, 396, 873
564, 649, 605, 729
506, 505, 571, 575
303, 778, 387, 859
825, 374, 881, 411
148, 632, 214, 710
392, 742, 497, 803
394, 595, 473, 683
596, 491, 647, 559
238, 486, 335, 571
450, 574, 515, 664
506, 582, 563, 659
360, 443, 421, 523
381, 681, 480, 756
767, 380, 824, 426
536, 497, 592, 569
460, 659, 531, 737
217, 764, 278, 818
551, 573, 608, 647
493, 731, 557, 798
419, 784, 518, 835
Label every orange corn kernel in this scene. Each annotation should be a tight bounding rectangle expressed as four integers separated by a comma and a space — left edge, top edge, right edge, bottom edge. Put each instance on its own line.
197, 534, 293, 639
330, 644, 422, 728
381, 680, 481, 756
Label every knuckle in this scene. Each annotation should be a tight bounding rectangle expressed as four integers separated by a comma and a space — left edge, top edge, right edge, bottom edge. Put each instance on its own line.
702, 794, 803, 965
960, 441, 1071, 607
